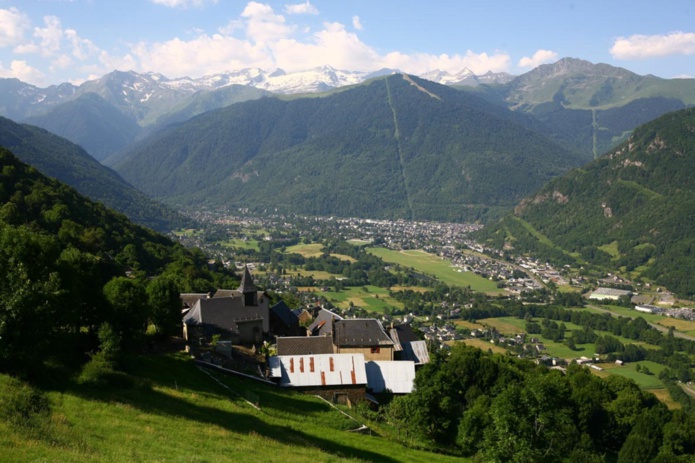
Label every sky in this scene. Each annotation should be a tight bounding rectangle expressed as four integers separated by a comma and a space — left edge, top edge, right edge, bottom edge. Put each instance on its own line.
0, 0, 694, 87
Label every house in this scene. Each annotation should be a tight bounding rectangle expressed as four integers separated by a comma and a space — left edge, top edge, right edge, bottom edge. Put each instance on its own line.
293, 308, 313, 326
388, 323, 430, 365
268, 353, 367, 404
269, 301, 302, 337
182, 266, 269, 344
276, 336, 334, 356
365, 360, 415, 394
307, 308, 343, 337
333, 319, 395, 361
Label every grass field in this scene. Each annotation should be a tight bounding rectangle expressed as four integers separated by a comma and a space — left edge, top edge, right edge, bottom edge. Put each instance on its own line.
389, 285, 432, 293
366, 248, 502, 294
288, 268, 342, 280
0, 354, 463, 463
457, 339, 508, 355
219, 238, 260, 251
475, 316, 659, 361
285, 243, 325, 257
284, 243, 356, 262
298, 285, 404, 313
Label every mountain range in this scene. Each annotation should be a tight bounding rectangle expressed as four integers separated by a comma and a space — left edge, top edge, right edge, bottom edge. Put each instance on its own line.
471, 58, 695, 158
109, 73, 585, 222
2, 58, 693, 163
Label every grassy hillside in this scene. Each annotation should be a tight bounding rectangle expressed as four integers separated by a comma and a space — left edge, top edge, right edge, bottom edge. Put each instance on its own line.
0, 353, 463, 463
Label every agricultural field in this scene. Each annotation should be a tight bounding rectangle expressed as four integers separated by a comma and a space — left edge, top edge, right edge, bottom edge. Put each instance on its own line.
219, 237, 260, 251
0, 354, 463, 463
366, 248, 503, 294
285, 243, 356, 262
300, 285, 404, 313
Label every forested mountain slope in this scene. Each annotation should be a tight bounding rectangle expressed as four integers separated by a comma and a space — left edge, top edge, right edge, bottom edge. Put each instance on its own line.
478, 107, 695, 297
25, 93, 142, 162
0, 147, 234, 372
0, 117, 185, 231
112, 74, 586, 223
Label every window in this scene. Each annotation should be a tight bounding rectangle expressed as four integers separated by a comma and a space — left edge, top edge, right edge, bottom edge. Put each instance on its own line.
370, 347, 380, 354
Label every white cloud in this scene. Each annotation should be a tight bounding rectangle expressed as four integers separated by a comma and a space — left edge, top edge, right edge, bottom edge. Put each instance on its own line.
352, 16, 363, 31
0, 7, 31, 48
518, 49, 559, 68
284, 1, 318, 15
17, 1, 512, 84
0, 60, 45, 85
610, 32, 695, 60
149, 0, 218, 8
242, 2, 294, 44
14, 15, 101, 61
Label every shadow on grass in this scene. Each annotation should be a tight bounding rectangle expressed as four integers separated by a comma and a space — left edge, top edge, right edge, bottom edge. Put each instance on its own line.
68, 353, 401, 463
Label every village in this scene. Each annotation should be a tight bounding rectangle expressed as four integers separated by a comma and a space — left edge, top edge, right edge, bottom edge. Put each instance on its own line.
174, 212, 695, 409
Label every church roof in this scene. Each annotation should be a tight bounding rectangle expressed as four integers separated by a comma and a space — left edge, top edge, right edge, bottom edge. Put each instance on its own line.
238, 265, 257, 294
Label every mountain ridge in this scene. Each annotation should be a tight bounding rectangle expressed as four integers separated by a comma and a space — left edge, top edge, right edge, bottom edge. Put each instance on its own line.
477, 107, 695, 298
111, 73, 585, 223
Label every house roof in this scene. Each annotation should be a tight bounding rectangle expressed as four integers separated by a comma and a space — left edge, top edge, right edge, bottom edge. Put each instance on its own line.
402, 340, 430, 365
212, 289, 241, 299
388, 324, 419, 351
268, 353, 367, 387
334, 319, 394, 348
238, 265, 258, 294
270, 301, 299, 328
180, 293, 209, 308
365, 361, 415, 394
307, 308, 342, 336
183, 296, 264, 333
276, 336, 334, 356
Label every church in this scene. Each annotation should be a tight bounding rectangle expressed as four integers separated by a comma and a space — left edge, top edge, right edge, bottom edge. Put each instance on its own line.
182, 266, 270, 344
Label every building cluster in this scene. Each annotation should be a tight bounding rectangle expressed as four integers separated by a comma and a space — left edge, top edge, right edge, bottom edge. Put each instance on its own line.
181, 267, 429, 405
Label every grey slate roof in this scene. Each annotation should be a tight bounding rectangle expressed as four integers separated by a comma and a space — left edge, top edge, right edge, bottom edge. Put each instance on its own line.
180, 293, 209, 308
212, 289, 241, 299
183, 296, 264, 333
307, 308, 343, 337
270, 301, 299, 328
276, 336, 334, 356
238, 265, 258, 294
334, 319, 394, 348
388, 324, 419, 351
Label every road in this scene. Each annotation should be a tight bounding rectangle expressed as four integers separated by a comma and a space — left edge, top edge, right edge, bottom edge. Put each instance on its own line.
587, 304, 695, 342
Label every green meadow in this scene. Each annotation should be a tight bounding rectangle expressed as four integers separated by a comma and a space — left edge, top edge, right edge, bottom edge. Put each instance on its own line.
306, 285, 404, 313
366, 248, 502, 294
0, 354, 463, 463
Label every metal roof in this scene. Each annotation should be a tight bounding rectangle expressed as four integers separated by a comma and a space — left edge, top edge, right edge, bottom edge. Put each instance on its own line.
404, 340, 430, 365
269, 354, 367, 387
365, 361, 415, 394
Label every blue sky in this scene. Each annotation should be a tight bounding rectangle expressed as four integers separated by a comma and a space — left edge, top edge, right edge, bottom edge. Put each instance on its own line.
1, 0, 693, 86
